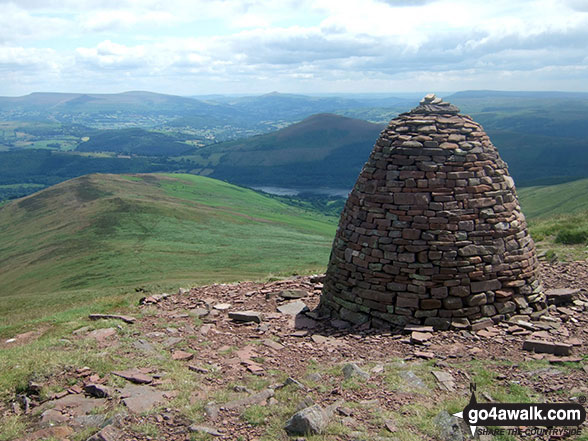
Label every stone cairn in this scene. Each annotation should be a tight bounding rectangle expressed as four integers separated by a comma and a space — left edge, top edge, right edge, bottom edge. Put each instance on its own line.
320, 94, 546, 331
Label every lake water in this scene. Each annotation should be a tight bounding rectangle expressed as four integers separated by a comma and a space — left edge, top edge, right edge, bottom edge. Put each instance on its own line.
252, 186, 351, 198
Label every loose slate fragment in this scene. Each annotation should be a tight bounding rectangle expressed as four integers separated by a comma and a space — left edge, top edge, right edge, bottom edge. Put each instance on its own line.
111, 369, 153, 384
431, 371, 456, 392
228, 310, 263, 323
89, 314, 136, 324
522, 339, 573, 356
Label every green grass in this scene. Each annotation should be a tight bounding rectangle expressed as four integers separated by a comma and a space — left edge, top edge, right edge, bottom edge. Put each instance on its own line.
518, 178, 588, 219
0, 173, 337, 331
517, 178, 588, 260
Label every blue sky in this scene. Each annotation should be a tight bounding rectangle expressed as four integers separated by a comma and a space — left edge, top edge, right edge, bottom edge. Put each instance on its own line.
1, 0, 587, 96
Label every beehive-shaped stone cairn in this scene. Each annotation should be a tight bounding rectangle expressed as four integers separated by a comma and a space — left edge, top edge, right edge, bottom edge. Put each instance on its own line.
320, 94, 546, 331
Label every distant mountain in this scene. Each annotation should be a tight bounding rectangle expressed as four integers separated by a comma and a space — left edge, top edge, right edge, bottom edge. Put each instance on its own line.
0, 173, 336, 322
186, 113, 385, 188
76, 128, 193, 156
447, 90, 588, 186
0, 91, 242, 127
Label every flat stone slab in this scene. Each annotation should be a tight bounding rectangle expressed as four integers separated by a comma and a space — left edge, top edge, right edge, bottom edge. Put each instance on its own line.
171, 350, 194, 361
221, 388, 274, 410
279, 289, 308, 299
43, 394, 107, 417
213, 303, 231, 310
277, 301, 309, 316
112, 368, 153, 384
228, 310, 263, 323
89, 313, 136, 324
119, 385, 166, 414
432, 371, 456, 392
404, 324, 435, 333
545, 288, 580, 305
522, 339, 573, 356
87, 328, 117, 342
410, 331, 432, 344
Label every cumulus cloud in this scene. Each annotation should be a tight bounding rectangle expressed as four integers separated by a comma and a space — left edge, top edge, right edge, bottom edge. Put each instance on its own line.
0, 0, 587, 95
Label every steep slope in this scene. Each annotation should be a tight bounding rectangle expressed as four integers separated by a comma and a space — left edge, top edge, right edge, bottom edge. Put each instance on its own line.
518, 178, 588, 219
0, 173, 337, 324
185, 113, 385, 187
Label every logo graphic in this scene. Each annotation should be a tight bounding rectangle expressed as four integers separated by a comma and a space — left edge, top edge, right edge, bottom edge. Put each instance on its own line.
453, 383, 586, 437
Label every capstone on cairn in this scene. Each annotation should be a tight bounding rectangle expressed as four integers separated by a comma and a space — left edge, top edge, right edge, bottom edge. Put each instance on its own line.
319, 94, 546, 331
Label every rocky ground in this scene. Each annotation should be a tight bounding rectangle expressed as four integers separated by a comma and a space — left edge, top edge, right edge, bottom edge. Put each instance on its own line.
2, 261, 588, 441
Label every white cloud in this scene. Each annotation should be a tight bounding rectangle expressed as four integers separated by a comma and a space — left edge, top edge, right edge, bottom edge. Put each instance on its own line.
0, 0, 587, 95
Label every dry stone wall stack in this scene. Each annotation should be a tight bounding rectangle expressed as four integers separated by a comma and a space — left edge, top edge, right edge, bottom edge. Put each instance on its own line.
320, 94, 546, 331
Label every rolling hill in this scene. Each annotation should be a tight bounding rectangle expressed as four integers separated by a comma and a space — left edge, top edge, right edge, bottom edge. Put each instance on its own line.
76, 128, 193, 156
0, 173, 337, 326
449, 90, 588, 186
183, 113, 385, 187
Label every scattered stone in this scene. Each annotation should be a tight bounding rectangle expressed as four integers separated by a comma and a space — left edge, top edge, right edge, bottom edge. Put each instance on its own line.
171, 350, 194, 361
204, 402, 219, 419
188, 365, 210, 374
87, 328, 117, 342
162, 336, 183, 348
119, 385, 166, 414
277, 301, 309, 316
228, 310, 264, 323
111, 369, 153, 384
284, 404, 330, 435
432, 371, 456, 392
434, 410, 464, 441
414, 350, 435, 359
72, 414, 108, 429
404, 324, 434, 333
86, 424, 122, 441
222, 388, 274, 410
43, 394, 107, 417
342, 362, 370, 380
399, 370, 426, 390
213, 303, 231, 310
263, 338, 284, 350
132, 339, 155, 353
279, 289, 308, 299
522, 339, 573, 356
21, 426, 74, 441
88, 314, 136, 324
84, 384, 112, 398
191, 307, 209, 318
305, 372, 323, 382
40, 409, 68, 425
283, 377, 306, 390
189, 425, 222, 436
337, 406, 353, 417
410, 331, 432, 344
545, 288, 579, 305
384, 417, 398, 433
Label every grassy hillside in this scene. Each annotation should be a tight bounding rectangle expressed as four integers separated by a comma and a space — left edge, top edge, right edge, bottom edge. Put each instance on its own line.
182, 113, 385, 187
518, 178, 588, 259
0, 173, 337, 328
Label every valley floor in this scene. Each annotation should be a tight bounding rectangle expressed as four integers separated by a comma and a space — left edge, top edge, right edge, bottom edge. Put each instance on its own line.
1, 262, 587, 441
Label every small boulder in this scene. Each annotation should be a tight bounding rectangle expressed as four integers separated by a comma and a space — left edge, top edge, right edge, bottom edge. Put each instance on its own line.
342, 363, 370, 380
84, 384, 112, 398
284, 404, 330, 435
